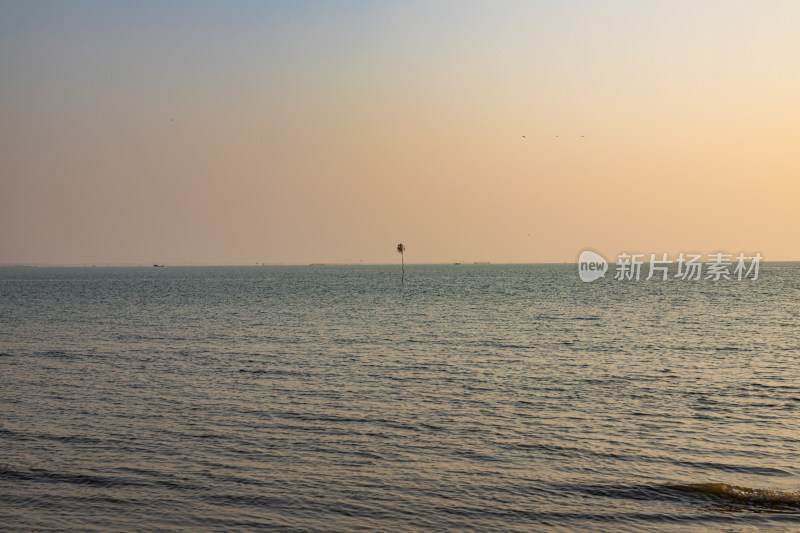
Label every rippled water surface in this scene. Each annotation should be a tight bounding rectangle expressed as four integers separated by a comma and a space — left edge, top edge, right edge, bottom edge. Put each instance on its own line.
1, 264, 799, 532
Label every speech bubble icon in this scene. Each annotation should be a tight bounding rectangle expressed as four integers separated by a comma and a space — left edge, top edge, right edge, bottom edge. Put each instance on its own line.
578, 250, 608, 282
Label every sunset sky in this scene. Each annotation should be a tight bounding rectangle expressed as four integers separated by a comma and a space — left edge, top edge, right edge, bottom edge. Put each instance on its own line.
2, 1, 798, 265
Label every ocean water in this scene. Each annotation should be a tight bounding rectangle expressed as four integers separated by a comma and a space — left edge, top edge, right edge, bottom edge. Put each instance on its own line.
1, 263, 799, 532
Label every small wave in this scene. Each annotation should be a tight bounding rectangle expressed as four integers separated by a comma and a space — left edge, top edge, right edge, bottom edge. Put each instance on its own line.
564, 482, 800, 514
0, 465, 122, 488
238, 368, 308, 377
666, 483, 800, 512
674, 460, 793, 477
39, 350, 78, 359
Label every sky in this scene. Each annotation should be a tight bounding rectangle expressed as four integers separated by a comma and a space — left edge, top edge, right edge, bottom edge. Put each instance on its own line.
1, 1, 798, 265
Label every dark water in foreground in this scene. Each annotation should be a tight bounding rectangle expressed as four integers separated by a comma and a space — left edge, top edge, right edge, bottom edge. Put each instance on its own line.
1, 264, 799, 532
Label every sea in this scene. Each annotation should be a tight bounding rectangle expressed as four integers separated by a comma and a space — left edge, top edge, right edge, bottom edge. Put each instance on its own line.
1, 263, 799, 532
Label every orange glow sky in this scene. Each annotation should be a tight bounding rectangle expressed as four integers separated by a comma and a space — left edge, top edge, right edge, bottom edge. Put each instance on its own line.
1, 1, 798, 265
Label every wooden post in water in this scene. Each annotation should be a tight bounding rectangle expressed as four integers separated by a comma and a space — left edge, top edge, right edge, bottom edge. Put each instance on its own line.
397, 243, 405, 283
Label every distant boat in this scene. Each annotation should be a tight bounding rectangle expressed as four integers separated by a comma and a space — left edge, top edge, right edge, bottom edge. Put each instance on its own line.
153, 264, 165, 267
453, 262, 461, 265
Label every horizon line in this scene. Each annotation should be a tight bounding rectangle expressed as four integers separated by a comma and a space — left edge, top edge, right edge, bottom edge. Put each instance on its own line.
2, 259, 797, 268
